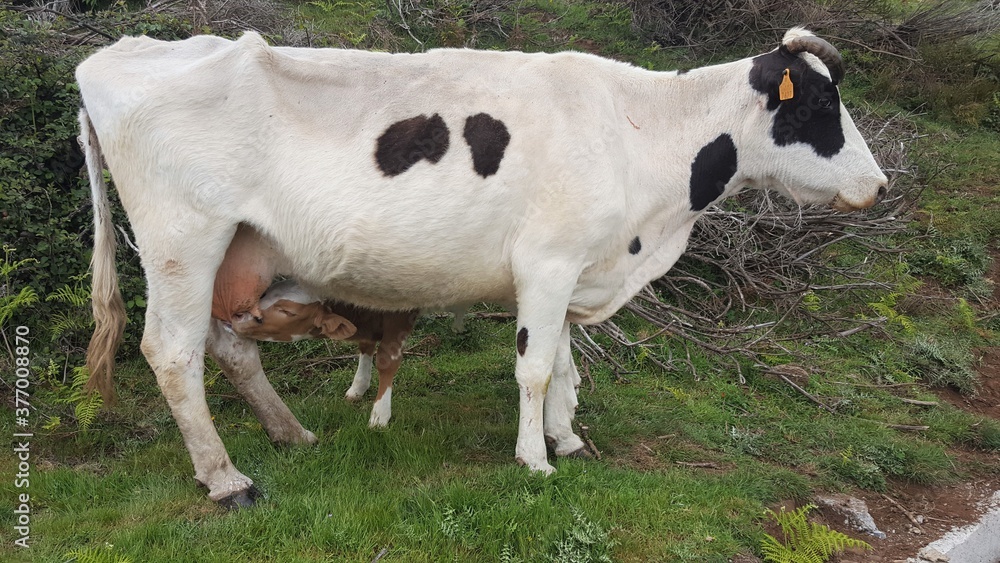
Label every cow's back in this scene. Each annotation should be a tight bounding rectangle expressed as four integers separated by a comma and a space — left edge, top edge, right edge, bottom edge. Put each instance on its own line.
77, 32, 636, 313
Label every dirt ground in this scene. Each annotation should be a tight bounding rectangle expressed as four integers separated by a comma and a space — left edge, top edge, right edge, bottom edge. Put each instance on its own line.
764, 249, 1000, 563
820, 347, 1000, 562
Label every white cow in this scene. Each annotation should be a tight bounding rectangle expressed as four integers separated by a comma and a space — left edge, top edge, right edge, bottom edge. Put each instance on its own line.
78, 28, 886, 508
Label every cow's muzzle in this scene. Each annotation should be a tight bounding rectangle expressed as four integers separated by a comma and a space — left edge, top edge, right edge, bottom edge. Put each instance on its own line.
832, 183, 887, 212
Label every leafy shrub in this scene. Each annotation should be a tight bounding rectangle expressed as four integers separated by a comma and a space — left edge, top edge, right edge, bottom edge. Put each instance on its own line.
0, 245, 39, 334
0, 14, 92, 332
0, 8, 196, 362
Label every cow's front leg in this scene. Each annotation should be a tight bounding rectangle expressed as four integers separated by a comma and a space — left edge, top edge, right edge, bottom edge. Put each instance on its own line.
512, 262, 579, 474
545, 321, 589, 457
139, 222, 257, 508
345, 341, 376, 401
206, 320, 316, 445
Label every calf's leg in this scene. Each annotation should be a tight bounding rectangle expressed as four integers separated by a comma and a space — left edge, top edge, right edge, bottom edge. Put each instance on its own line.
206, 320, 317, 445
369, 312, 417, 427
345, 341, 377, 401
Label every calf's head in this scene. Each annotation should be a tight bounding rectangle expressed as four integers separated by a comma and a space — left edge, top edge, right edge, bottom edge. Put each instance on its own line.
228, 280, 357, 342
742, 28, 887, 211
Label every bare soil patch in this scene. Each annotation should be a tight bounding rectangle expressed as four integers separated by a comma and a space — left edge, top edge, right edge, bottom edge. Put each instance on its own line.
759, 472, 1000, 563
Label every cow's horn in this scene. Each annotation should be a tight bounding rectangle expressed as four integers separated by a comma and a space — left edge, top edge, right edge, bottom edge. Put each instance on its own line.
784, 35, 845, 85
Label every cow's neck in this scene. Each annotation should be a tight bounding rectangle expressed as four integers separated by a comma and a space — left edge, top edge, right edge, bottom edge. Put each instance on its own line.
567, 59, 758, 324
631, 57, 756, 209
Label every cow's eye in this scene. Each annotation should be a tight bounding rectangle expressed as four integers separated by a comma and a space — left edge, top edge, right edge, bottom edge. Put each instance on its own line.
818, 98, 832, 109
278, 308, 297, 317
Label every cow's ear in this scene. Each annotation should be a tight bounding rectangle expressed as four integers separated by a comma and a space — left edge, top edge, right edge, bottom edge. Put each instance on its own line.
319, 312, 357, 340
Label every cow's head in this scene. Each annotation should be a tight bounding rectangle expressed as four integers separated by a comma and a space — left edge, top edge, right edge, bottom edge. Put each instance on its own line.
743, 28, 887, 211
228, 280, 356, 342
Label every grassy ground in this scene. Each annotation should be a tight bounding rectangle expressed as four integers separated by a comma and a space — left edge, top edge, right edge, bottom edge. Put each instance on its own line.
3, 306, 997, 561
2, 0, 998, 561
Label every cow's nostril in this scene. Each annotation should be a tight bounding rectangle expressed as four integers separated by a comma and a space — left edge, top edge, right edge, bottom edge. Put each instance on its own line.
254, 316, 263, 324
877, 184, 887, 201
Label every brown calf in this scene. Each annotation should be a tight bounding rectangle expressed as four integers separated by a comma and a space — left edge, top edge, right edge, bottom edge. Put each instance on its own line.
228, 279, 418, 427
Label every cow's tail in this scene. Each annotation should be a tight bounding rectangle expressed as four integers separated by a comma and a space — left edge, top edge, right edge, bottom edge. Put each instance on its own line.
80, 107, 126, 406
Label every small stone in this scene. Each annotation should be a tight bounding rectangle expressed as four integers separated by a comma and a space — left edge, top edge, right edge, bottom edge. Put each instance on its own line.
917, 547, 949, 562
814, 493, 887, 539
909, 526, 923, 534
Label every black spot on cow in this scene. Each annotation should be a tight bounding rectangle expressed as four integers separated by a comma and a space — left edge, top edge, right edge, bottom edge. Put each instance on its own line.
375, 114, 450, 177
689, 134, 738, 212
464, 113, 511, 178
628, 236, 642, 255
749, 48, 844, 158
517, 327, 529, 356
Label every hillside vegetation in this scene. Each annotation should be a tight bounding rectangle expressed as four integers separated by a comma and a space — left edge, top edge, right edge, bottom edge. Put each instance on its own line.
1, 0, 998, 561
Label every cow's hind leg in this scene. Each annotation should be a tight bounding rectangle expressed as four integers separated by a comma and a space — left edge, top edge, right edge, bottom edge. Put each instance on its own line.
545, 321, 589, 458
138, 222, 258, 508
206, 320, 317, 445
345, 341, 377, 401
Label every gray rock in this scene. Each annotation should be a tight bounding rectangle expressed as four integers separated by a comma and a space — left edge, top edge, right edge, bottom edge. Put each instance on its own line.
815, 493, 887, 539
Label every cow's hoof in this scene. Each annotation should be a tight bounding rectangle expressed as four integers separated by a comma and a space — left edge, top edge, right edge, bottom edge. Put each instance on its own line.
516, 457, 556, 475
217, 485, 261, 510
560, 446, 594, 460
269, 428, 317, 446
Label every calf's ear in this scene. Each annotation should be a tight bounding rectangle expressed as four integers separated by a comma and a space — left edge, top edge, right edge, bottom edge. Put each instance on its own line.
319, 313, 357, 340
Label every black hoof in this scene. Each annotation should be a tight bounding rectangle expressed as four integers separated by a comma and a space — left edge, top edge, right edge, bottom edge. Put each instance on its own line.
544, 436, 558, 455
561, 447, 595, 460
217, 484, 261, 510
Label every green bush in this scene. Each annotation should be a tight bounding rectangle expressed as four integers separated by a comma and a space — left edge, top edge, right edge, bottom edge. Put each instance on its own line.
0, 9, 192, 362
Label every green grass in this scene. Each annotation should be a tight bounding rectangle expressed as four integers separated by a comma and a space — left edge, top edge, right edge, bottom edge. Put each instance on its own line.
3, 310, 996, 562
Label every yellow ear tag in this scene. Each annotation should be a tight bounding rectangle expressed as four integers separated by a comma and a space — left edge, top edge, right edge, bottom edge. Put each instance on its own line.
779, 68, 794, 101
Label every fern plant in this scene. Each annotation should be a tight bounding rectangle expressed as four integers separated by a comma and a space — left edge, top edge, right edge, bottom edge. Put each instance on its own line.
760, 504, 871, 563
64, 543, 132, 563
547, 507, 615, 563
868, 292, 915, 335
0, 245, 38, 337
46, 272, 94, 340
44, 364, 103, 432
